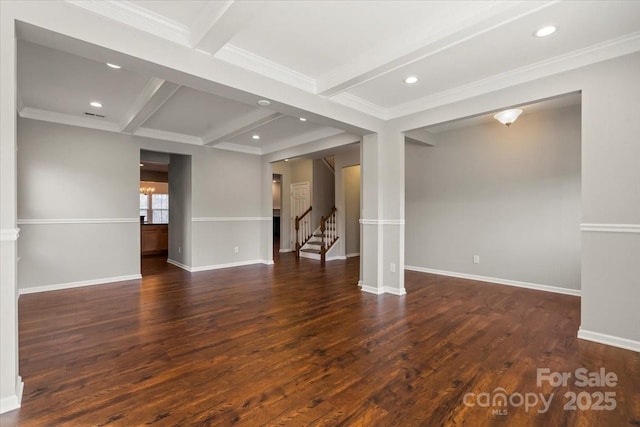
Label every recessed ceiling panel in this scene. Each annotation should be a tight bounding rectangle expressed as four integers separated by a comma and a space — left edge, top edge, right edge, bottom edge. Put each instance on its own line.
227, 115, 331, 148
17, 40, 151, 122
142, 86, 259, 137
228, 1, 484, 78
128, 1, 213, 29
348, 1, 640, 108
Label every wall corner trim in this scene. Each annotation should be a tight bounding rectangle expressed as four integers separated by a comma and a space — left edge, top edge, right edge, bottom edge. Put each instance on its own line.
580, 223, 640, 233
192, 217, 271, 222
0, 228, 20, 241
577, 328, 640, 353
405, 265, 581, 297
19, 275, 142, 295
0, 377, 23, 415
359, 219, 405, 225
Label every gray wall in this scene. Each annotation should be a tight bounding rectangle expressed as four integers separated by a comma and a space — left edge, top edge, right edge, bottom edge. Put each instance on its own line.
405, 105, 582, 290
17, 119, 140, 289
17, 118, 268, 290
168, 154, 192, 266
343, 165, 361, 256
312, 159, 335, 227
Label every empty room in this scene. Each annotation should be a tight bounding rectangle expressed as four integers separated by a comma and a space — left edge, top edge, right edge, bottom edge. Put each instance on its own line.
1, 1, 639, 426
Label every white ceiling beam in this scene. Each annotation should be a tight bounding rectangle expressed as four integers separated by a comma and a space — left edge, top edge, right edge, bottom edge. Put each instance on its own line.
317, 1, 557, 97
203, 110, 284, 146
11, 1, 384, 134
404, 129, 436, 147
120, 78, 180, 134
190, 0, 265, 55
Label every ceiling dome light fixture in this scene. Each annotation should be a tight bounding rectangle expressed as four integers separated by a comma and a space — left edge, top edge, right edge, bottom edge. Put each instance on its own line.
299, 117, 307, 122
494, 109, 523, 127
106, 63, 121, 69
404, 76, 418, 84
257, 99, 271, 107
90, 101, 103, 108
534, 25, 557, 38
252, 134, 260, 140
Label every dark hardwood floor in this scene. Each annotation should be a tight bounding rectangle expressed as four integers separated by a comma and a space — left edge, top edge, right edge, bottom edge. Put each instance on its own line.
2, 253, 638, 426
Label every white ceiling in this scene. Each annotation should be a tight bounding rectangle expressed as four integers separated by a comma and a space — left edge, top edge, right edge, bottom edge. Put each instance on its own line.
14, 0, 640, 156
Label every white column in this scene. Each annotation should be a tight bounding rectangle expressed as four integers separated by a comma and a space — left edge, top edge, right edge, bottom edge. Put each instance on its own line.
0, 9, 23, 414
360, 129, 405, 295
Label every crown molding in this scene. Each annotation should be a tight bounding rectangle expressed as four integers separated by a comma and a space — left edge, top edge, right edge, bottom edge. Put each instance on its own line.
133, 127, 203, 146
215, 44, 317, 93
65, 0, 192, 47
329, 93, 388, 120
385, 31, 640, 120
19, 107, 121, 133
211, 142, 262, 155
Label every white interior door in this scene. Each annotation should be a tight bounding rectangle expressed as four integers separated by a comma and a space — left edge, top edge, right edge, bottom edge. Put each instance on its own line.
290, 182, 310, 248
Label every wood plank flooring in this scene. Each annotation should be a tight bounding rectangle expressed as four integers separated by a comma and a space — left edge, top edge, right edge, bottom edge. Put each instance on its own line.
1, 253, 638, 426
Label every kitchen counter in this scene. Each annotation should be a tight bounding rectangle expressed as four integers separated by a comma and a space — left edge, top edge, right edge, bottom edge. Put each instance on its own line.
141, 223, 168, 255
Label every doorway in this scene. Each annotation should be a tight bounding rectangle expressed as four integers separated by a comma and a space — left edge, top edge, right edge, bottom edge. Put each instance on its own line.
272, 174, 282, 254
290, 181, 310, 254
139, 150, 191, 276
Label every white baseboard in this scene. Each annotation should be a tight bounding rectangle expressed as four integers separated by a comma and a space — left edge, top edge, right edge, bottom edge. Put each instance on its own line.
190, 259, 271, 272
384, 286, 407, 296
263, 260, 275, 265
405, 265, 581, 297
360, 285, 406, 296
0, 377, 23, 414
357, 280, 363, 287
167, 258, 192, 272
279, 248, 292, 253
327, 255, 346, 261
361, 285, 384, 295
577, 328, 640, 353
19, 274, 141, 295
346, 252, 360, 258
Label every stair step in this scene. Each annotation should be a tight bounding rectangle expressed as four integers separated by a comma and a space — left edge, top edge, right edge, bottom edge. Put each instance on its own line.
301, 248, 321, 254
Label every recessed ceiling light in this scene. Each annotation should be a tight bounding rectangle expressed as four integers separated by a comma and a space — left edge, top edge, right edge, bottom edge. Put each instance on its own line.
534, 25, 557, 38
257, 99, 271, 107
284, 159, 289, 162
272, 180, 276, 183
299, 117, 307, 122
252, 134, 260, 140
139, 163, 144, 167
404, 76, 418, 84
90, 101, 103, 108
106, 63, 121, 69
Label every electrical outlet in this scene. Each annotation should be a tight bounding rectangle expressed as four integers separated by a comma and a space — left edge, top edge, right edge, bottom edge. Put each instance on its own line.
390, 263, 396, 273
234, 246, 239, 254
473, 255, 480, 264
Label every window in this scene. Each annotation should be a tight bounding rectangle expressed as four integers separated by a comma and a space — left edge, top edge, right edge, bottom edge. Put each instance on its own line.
139, 191, 169, 224
152, 193, 169, 224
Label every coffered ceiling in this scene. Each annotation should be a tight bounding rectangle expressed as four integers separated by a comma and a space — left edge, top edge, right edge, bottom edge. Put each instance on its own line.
14, 0, 640, 156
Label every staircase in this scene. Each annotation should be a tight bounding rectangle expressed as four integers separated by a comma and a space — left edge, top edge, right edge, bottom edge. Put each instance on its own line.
296, 207, 339, 264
